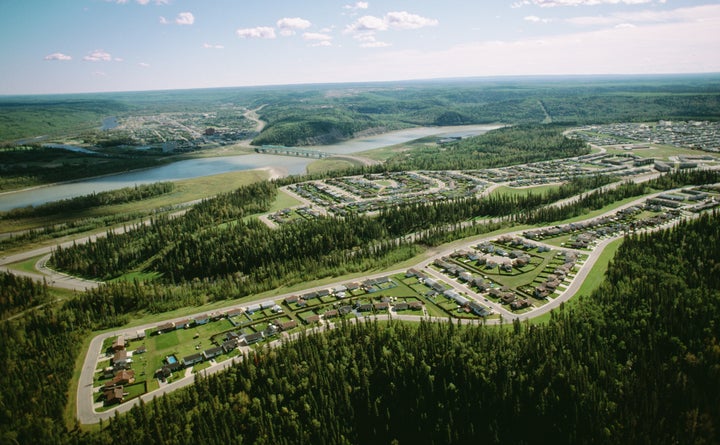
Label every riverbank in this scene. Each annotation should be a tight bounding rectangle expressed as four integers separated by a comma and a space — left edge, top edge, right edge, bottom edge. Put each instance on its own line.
0, 124, 499, 211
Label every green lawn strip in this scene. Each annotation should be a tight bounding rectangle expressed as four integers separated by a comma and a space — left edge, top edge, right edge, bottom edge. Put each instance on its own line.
489, 184, 563, 198
530, 237, 623, 324
604, 144, 716, 161
268, 189, 303, 212
306, 158, 358, 175
5, 254, 45, 274
551, 194, 656, 225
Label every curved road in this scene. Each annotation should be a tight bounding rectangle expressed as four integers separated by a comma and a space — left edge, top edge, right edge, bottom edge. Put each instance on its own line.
75, 194, 691, 424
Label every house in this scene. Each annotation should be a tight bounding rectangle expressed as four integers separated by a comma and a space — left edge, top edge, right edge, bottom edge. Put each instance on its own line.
246, 304, 262, 314
405, 268, 422, 278
104, 386, 124, 405
284, 295, 300, 304
271, 304, 283, 313
333, 284, 348, 294
112, 335, 125, 351
243, 332, 264, 345
194, 314, 210, 325
394, 302, 409, 311
408, 301, 424, 311
458, 272, 473, 282
202, 346, 224, 361
510, 299, 531, 310
264, 325, 279, 337
323, 310, 339, 319
222, 339, 239, 353
317, 289, 331, 297
156, 322, 175, 334
338, 305, 353, 315
444, 290, 469, 306
374, 302, 390, 311
345, 282, 361, 292
182, 353, 203, 367
225, 308, 243, 318
134, 345, 147, 355
112, 350, 130, 369
278, 320, 298, 330
175, 319, 192, 330
305, 315, 321, 324
302, 291, 319, 300
535, 285, 551, 299
356, 303, 374, 312
105, 370, 135, 388
469, 301, 491, 317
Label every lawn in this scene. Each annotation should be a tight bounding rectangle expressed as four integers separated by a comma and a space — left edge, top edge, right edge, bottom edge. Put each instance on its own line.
489, 184, 563, 198
604, 144, 716, 161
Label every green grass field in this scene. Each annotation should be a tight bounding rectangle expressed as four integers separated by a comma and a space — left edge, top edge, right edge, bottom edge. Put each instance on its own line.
489, 184, 563, 198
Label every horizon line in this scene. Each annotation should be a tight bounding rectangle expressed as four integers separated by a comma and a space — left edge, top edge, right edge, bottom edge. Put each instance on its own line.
3, 72, 720, 98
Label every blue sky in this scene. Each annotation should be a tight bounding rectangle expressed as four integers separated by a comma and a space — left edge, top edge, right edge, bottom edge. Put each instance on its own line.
1, 0, 719, 94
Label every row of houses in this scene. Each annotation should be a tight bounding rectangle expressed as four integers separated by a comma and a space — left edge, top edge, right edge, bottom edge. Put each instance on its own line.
408, 269, 492, 317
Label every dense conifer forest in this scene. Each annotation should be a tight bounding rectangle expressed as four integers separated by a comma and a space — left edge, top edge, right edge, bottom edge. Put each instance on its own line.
2, 210, 715, 444
88, 212, 720, 445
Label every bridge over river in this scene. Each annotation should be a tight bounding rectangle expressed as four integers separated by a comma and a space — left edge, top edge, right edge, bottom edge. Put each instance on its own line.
256, 145, 331, 158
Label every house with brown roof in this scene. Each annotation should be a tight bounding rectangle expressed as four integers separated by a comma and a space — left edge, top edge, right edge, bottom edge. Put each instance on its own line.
278, 320, 298, 330
104, 386, 124, 405
104, 370, 135, 389
112, 335, 125, 351
112, 350, 130, 370
156, 322, 175, 334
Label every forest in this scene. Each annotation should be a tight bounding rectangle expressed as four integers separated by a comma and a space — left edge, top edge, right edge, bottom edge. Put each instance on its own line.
383, 125, 589, 171
1, 211, 717, 444
3, 75, 719, 148
48, 169, 720, 289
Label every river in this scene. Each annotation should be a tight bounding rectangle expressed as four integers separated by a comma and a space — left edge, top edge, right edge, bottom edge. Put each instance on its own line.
0, 124, 499, 211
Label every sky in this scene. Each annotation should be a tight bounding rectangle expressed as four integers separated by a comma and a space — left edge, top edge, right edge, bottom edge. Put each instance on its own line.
1, 0, 719, 95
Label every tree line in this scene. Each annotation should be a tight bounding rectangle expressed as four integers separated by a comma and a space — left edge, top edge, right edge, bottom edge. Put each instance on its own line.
78, 211, 719, 444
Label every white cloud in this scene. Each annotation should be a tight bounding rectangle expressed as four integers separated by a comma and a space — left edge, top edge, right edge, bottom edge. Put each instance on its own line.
83, 50, 112, 62
303, 32, 332, 41
175, 12, 194, 25
524, 15, 551, 23
159, 16, 168, 24
385, 11, 439, 29
136, 0, 150, 5
303, 32, 333, 47
352, 10, 720, 79
513, 0, 653, 7
347, 11, 438, 32
44, 52, 72, 61
203, 43, 225, 49
352, 31, 390, 48
565, 5, 716, 27
344, 2, 369, 10
138, 62, 150, 67
277, 17, 311, 36
236, 26, 276, 39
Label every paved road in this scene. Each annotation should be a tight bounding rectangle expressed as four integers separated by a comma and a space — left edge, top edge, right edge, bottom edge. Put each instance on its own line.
76, 194, 691, 424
